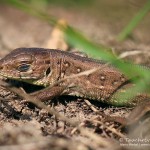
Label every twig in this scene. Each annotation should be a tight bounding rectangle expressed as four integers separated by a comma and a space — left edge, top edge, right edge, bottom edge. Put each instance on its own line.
119, 50, 143, 59
43, 62, 110, 91
84, 99, 125, 137
0, 80, 114, 148
92, 119, 125, 138
84, 99, 127, 125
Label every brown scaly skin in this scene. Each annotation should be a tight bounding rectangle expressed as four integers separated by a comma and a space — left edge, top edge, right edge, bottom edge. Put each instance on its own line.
0, 48, 148, 107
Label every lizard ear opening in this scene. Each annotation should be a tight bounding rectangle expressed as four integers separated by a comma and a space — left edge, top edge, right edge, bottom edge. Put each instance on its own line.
46, 67, 51, 76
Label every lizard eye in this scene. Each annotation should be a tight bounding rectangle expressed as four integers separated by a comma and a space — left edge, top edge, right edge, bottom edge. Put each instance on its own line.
17, 64, 31, 72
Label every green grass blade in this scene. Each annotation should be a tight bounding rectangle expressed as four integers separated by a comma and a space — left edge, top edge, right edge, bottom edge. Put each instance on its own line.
117, 0, 150, 41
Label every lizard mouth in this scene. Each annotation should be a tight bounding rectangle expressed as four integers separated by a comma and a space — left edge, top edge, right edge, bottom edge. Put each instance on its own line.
0, 72, 46, 87
5, 78, 45, 93
0, 72, 38, 80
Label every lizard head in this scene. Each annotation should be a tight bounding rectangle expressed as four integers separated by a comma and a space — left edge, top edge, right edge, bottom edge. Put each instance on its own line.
0, 48, 52, 86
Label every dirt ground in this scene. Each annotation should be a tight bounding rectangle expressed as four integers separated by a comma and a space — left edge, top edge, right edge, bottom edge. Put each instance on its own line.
0, 2, 150, 150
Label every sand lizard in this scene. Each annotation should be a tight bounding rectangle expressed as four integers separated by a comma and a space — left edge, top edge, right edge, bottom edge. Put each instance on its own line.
0, 47, 149, 107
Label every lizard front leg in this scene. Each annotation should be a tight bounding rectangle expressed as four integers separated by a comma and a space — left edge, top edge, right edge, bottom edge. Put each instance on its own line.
29, 86, 66, 101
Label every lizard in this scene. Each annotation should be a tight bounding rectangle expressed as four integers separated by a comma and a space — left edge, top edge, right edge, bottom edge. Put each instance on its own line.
0, 47, 149, 124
